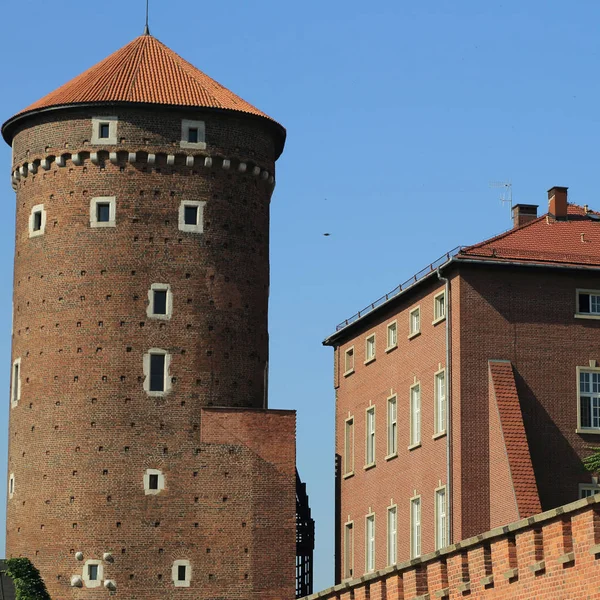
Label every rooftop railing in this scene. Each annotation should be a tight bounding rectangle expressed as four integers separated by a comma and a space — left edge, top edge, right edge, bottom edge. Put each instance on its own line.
335, 246, 463, 332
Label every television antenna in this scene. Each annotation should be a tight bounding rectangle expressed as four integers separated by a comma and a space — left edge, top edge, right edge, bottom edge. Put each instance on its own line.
490, 181, 513, 216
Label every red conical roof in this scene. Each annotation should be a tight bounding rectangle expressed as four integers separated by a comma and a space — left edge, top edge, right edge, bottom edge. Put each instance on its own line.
4, 34, 281, 136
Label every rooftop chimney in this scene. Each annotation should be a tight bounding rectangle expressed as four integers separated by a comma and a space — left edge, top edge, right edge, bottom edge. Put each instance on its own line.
548, 186, 568, 220
512, 204, 538, 228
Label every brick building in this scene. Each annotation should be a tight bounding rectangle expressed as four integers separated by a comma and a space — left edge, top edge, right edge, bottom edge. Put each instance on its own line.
2, 31, 300, 600
324, 186, 600, 582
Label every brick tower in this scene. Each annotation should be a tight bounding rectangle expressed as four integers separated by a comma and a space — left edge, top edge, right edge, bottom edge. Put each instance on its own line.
2, 33, 296, 600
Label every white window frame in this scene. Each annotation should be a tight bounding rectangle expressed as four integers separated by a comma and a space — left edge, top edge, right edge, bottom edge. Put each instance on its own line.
9, 473, 14, 499
409, 383, 421, 448
577, 366, 600, 433
576, 289, 600, 319
410, 495, 422, 559
91, 116, 118, 145
344, 346, 355, 376
365, 334, 376, 364
365, 406, 376, 467
180, 119, 206, 149
343, 520, 354, 580
433, 291, 446, 324
365, 513, 375, 573
579, 482, 600, 498
90, 196, 116, 228
28, 204, 47, 238
171, 560, 191, 587
143, 349, 172, 396
144, 469, 165, 495
386, 395, 397, 458
387, 504, 397, 566
435, 486, 448, 550
344, 417, 354, 477
178, 200, 206, 233
386, 320, 398, 351
147, 283, 173, 320
434, 368, 447, 437
409, 306, 421, 338
11, 358, 21, 408
83, 560, 103, 588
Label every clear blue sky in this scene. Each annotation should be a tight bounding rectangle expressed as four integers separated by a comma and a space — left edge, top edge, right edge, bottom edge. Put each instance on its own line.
1, 0, 600, 591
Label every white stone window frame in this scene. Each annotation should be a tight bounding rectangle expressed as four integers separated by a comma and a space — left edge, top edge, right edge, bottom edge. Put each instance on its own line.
409, 382, 421, 449
172, 560, 191, 587
386, 320, 398, 352
9, 473, 14, 499
144, 468, 165, 495
82, 560, 103, 588
434, 484, 448, 550
433, 368, 447, 438
343, 346, 355, 377
386, 502, 397, 566
365, 512, 376, 574
180, 119, 206, 149
143, 348, 172, 397
365, 406, 376, 469
409, 306, 421, 338
11, 358, 21, 408
90, 196, 116, 228
147, 283, 173, 320
386, 394, 398, 459
410, 494, 422, 559
343, 416, 354, 478
433, 290, 446, 324
365, 334, 376, 364
576, 365, 600, 434
91, 116, 118, 145
28, 204, 47, 238
343, 520, 354, 580
178, 200, 206, 233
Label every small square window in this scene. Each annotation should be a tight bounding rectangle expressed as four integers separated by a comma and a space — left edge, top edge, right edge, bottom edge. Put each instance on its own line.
92, 116, 117, 145
188, 128, 199, 143
184, 205, 198, 226
153, 290, 167, 315
33, 211, 42, 232
96, 203, 110, 223
177, 565, 187, 581
99, 123, 110, 139
88, 565, 98, 581
149, 474, 159, 490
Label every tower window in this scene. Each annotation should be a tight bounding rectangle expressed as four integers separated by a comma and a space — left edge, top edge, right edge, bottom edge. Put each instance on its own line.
88, 565, 98, 581
147, 284, 173, 320
144, 349, 171, 396
144, 469, 165, 495
90, 197, 116, 228
9, 474, 14, 499
33, 211, 42, 231
83, 560, 103, 587
187, 128, 199, 143
177, 565, 187, 581
180, 119, 206, 149
91, 116, 118, 144
149, 474, 159, 489
99, 123, 110, 139
153, 290, 167, 315
172, 560, 191, 587
179, 201, 205, 233
11, 358, 21, 408
28, 204, 46, 238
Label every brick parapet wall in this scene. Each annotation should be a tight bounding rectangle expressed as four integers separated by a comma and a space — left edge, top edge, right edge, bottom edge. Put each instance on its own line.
304, 495, 600, 600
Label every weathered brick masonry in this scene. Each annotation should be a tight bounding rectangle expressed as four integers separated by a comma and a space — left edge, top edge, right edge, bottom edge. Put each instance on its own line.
3, 34, 296, 600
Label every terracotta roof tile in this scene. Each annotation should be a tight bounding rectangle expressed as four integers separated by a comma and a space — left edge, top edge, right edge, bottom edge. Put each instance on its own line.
459, 204, 600, 266
489, 360, 541, 518
13, 34, 275, 123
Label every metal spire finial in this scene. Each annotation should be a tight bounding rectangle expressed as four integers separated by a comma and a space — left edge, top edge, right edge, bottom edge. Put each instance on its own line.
144, 0, 150, 35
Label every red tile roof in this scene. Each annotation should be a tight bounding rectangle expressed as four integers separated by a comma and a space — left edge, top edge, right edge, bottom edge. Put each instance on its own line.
489, 360, 541, 518
13, 34, 275, 122
459, 204, 600, 267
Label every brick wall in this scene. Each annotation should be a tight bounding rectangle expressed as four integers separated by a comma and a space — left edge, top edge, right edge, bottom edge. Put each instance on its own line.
302, 495, 600, 600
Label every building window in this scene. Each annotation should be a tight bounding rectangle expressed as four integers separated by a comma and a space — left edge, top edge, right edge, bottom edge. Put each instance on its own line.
178, 200, 205, 233
180, 119, 206, 149
578, 367, 600, 431
410, 383, 421, 447
11, 358, 21, 408
83, 560, 103, 588
409, 307, 420, 337
386, 321, 397, 350
434, 291, 446, 322
434, 370, 446, 435
344, 417, 354, 476
144, 469, 165, 495
576, 289, 600, 317
365, 334, 376, 363
387, 505, 397, 566
91, 116, 118, 145
9, 474, 14, 499
144, 349, 171, 396
410, 496, 421, 559
28, 204, 46, 238
366, 407, 375, 467
365, 514, 375, 573
172, 560, 191, 587
435, 487, 447, 550
147, 283, 173, 320
90, 196, 116, 228
387, 395, 397, 457
579, 483, 600, 498
343, 521, 354, 580
344, 347, 355, 376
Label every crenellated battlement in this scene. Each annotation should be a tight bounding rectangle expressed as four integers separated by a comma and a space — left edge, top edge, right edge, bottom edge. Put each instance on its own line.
304, 495, 600, 600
